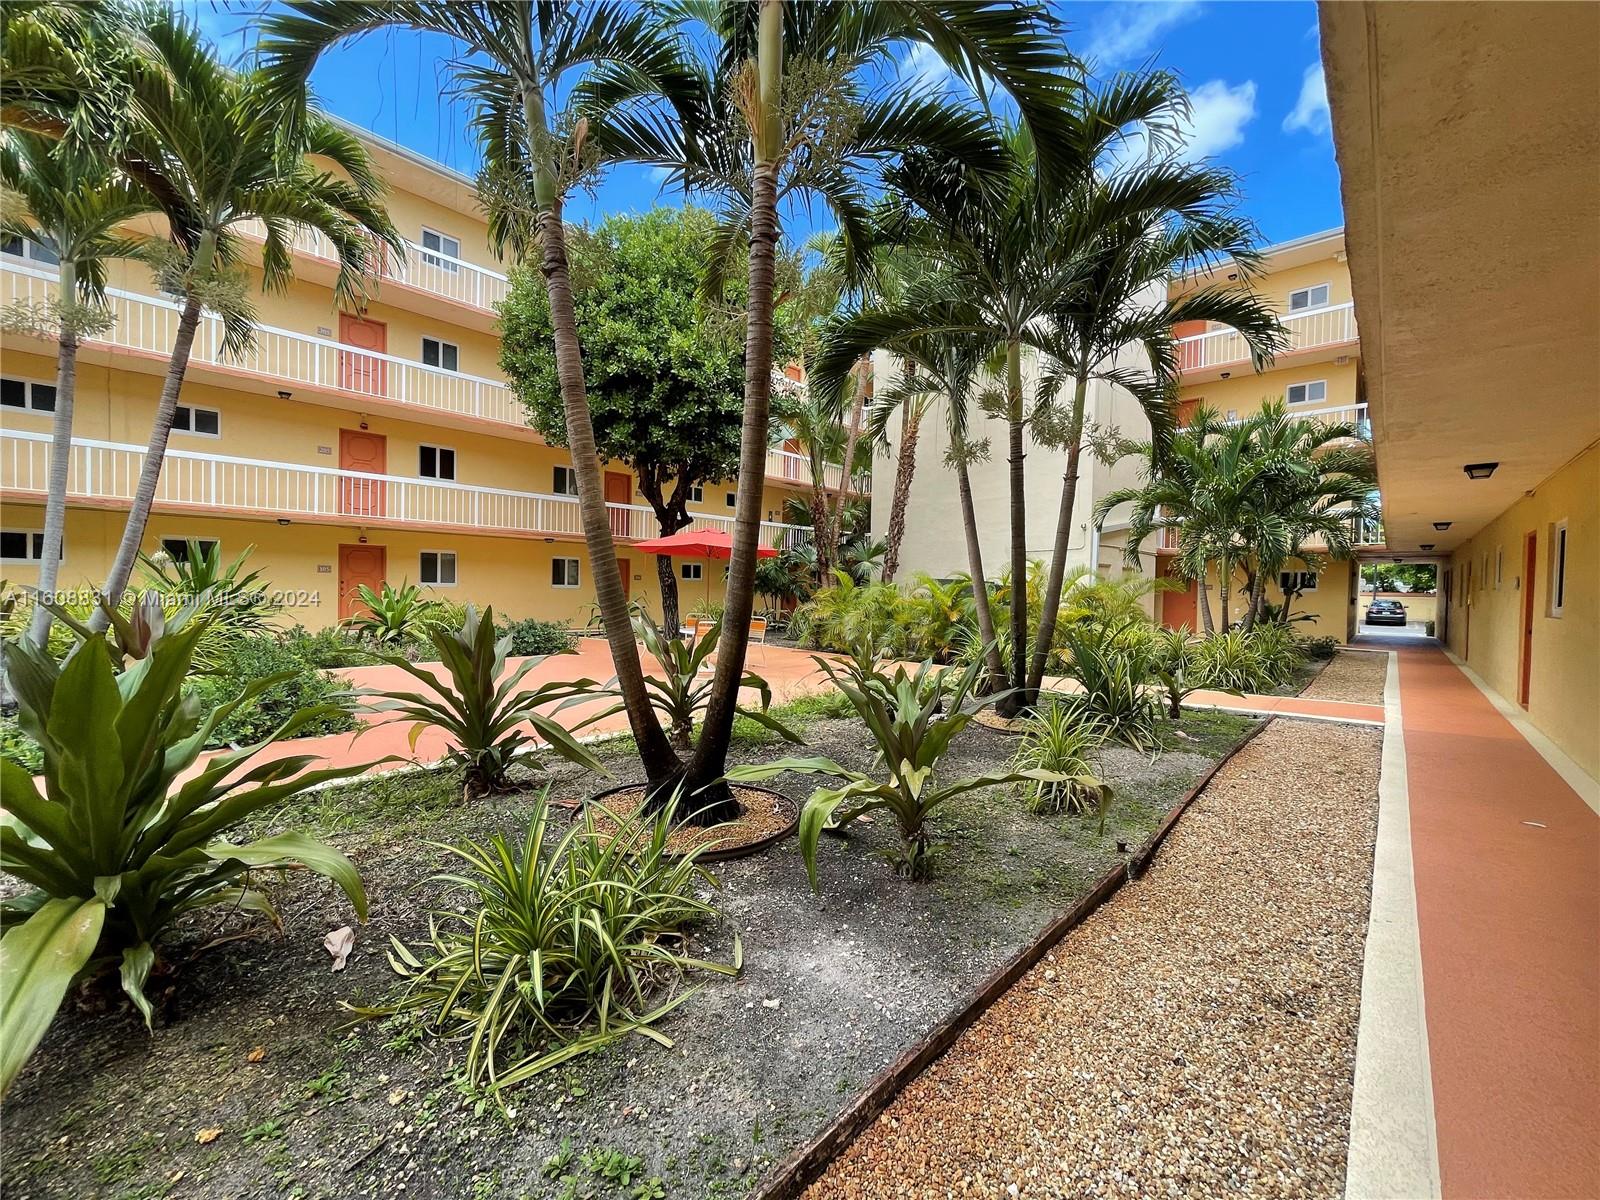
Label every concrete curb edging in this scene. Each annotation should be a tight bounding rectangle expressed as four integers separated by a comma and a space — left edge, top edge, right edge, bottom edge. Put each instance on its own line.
755, 717, 1273, 1200
1344, 651, 1442, 1199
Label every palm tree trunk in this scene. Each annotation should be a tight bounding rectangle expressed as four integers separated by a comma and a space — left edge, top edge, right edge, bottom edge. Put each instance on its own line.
822, 363, 868, 567
955, 443, 1005, 691
536, 187, 681, 790
1026, 369, 1089, 702
1196, 565, 1215, 635
997, 338, 1028, 718
1218, 555, 1232, 630
685, 0, 782, 814
27, 262, 79, 647
808, 485, 832, 584
880, 404, 922, 583
1243, 567, 1267, 631
90, 292, 204, 630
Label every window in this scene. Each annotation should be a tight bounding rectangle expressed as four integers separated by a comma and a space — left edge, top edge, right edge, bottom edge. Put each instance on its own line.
552, 557, 581, 588
421, 336, 459, 372
686, 483, 704, 503
419, 444, 456, 480
1548, 520, 1568, 617
1288, 282, 1331, 311
554, 466, 580, 496
0, 377, 57, 413
172, 403, 221, 436
160, 537, 219, 560
726, 491, 736, 507
1, 235, 59, 265
1279, 570, 1319, 594
1495, 546, 1504, 589
1, 529, 53, 563
681, 562, 704, 581
420, 227, 461, 271
420, 550, 457, 586
1285, 379, 1327, 406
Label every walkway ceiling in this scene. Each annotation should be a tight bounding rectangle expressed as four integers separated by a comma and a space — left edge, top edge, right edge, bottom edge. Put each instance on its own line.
1320, 2, 1600, 554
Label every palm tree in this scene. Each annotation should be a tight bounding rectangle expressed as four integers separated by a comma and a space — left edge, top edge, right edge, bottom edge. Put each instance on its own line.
1, 131, 157, 646
86, 11, 398, 629
1022, 166, 1286, 702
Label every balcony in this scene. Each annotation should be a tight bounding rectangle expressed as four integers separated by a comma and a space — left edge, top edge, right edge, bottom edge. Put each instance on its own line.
1222, 401, 1371, 439
0, 430, 813, 552
1177, 302, 1358, 380
766, 446, 869, 494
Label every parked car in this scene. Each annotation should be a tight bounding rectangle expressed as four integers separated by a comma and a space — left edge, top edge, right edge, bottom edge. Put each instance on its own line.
1365, 598, 1408, 626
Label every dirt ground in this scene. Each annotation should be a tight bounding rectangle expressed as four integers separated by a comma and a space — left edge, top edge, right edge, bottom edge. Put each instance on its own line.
2, 709, 1255, 1200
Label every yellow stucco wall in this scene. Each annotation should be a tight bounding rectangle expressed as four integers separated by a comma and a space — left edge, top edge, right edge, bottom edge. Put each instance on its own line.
1177, 358, 1362, 423
1156, 557, 1356, 642
1442, 443, 1599, 779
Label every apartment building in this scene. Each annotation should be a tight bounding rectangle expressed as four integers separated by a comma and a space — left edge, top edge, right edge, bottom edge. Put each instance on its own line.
0, 126, 860, 628
1157, 227, 1372, 640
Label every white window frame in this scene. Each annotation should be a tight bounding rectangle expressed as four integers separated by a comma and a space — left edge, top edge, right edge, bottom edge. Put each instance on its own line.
0, 235, 59, 265
1279, 569, 1319, 594
554, 466, 580, 497
172, 403, 222, 438
1285, 379, 1328, 406
686, 483, 705, 503
420, 549, 458, 587
1, 376, 59, 413
1548, 519, 1568, 618
681, 562, 704, 581
1288, 282, 1332, 312
421, 336, 460, 373
418, 443, 456, 481
552, 557, 581, 588
419, 226, 461, 272
158, 536, 220, 561
1, 528, 53, 564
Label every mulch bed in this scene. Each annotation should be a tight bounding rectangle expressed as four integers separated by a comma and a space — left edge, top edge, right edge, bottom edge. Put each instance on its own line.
804, 718, 1384, 1199
1, 711, 1257, 1200
588, 783, 798, 858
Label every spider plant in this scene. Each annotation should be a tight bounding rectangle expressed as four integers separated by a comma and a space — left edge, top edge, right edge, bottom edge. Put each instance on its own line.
728, 648, 1062, 885
1058, 624, 1162, 750
1194, 628, 1271, 693
361, 791, 738, 1098
355, 606, 609, 797
1011, 703, 1113, 830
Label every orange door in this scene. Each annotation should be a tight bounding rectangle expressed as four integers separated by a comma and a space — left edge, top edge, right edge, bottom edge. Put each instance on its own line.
616, 556, 630, 601
339, 313, 387, 396
1176, 397, 1202, 428
338, 544, 386, 622
605, 471, 632, 538
1519, 532, 1537, 706
339, 429, 387, 517
1159, 558, 1197, 631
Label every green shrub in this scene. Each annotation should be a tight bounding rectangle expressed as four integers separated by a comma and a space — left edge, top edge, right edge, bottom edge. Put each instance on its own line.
730, 648, 1059, 883
280, 624, 378, 668
343, 581, 440, 645
189, 632, 357, 748
0, 712, 42, 773
1011, 703, 1112, 827
1298, 634, 1339, 660
1058, 624, 1162, 750
366, 792, 738, 1096
495, 616, 577, 657
0, 617, 369, 1096
1194, 629, 1272, 693
356, 606, 609, 796
1249, 623, 1307, 685
1147, 626, 1210, 718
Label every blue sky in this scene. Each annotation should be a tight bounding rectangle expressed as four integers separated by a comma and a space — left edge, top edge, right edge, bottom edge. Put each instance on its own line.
197, 1, 1340, 248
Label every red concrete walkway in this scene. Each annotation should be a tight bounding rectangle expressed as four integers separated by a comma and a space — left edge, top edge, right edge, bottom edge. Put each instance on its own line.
1398, 645, 1599, 1198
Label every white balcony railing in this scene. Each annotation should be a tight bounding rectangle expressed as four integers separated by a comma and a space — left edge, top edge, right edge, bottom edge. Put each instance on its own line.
1177, 301, 1357, 374
1224, 401, 1370, 439
765, 447, 869, 493
235, 220, 512, 312
3, 262, 526, 426
0, 430, 813, 552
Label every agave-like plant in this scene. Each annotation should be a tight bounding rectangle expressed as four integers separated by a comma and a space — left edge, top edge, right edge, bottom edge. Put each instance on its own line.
343, 580, 440, 646
1011, 702, 1113, 829
355, 606, 609, 798
0, 615, 370, 1097
729, 648, 1062, 885
1058, 624, 1162, 751
362, 791, 739, 1097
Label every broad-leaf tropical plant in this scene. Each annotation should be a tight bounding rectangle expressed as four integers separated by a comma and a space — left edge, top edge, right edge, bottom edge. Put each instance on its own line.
354, 605, 610, 798
343, 580, 440, 646
0, 616, 369, 1097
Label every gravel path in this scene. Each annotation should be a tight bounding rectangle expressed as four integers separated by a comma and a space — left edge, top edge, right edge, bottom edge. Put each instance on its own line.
805, 718, 1383, 1199
1299, 650, 1390, 704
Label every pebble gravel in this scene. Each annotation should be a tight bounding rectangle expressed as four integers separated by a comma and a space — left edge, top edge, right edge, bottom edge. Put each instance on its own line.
1299, 651, 1390, 705
805, 718, 1383, 1200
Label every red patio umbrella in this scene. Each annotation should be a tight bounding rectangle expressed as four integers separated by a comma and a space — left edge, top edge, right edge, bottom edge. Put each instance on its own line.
630, 528, 777, 620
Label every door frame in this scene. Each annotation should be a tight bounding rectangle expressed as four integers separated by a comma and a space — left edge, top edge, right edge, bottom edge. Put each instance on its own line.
337, 543, 387, 622
339, 428, 388, 517
1518, 531, 1537, 707
604, 470, 632, 537
338, 312, 388, 396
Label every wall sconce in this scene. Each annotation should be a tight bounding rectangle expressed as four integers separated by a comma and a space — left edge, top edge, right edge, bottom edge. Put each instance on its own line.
276, 518, 290, 526
1463, 462, 1498, 480
359, 419, 369, 431
357, 534, 368, 544
1433, 521, 1452, 531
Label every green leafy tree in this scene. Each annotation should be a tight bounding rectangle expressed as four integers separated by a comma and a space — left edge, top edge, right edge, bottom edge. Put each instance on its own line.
500, 207, 762, 636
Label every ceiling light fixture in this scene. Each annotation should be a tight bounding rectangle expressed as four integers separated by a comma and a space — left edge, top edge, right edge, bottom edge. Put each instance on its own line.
1219, 371, 1231, 379
1433, 521, 1452, 531
1420, 543, 1435, 551
277, 390, 292, 400
1463, 462, 1499, 480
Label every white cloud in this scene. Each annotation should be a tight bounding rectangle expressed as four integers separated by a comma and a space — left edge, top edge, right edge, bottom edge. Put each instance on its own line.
1282, 62, 1331, 135
1179, 78, 1257, 161
1083, 1, 1202, 68
896, 42, 955, 93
